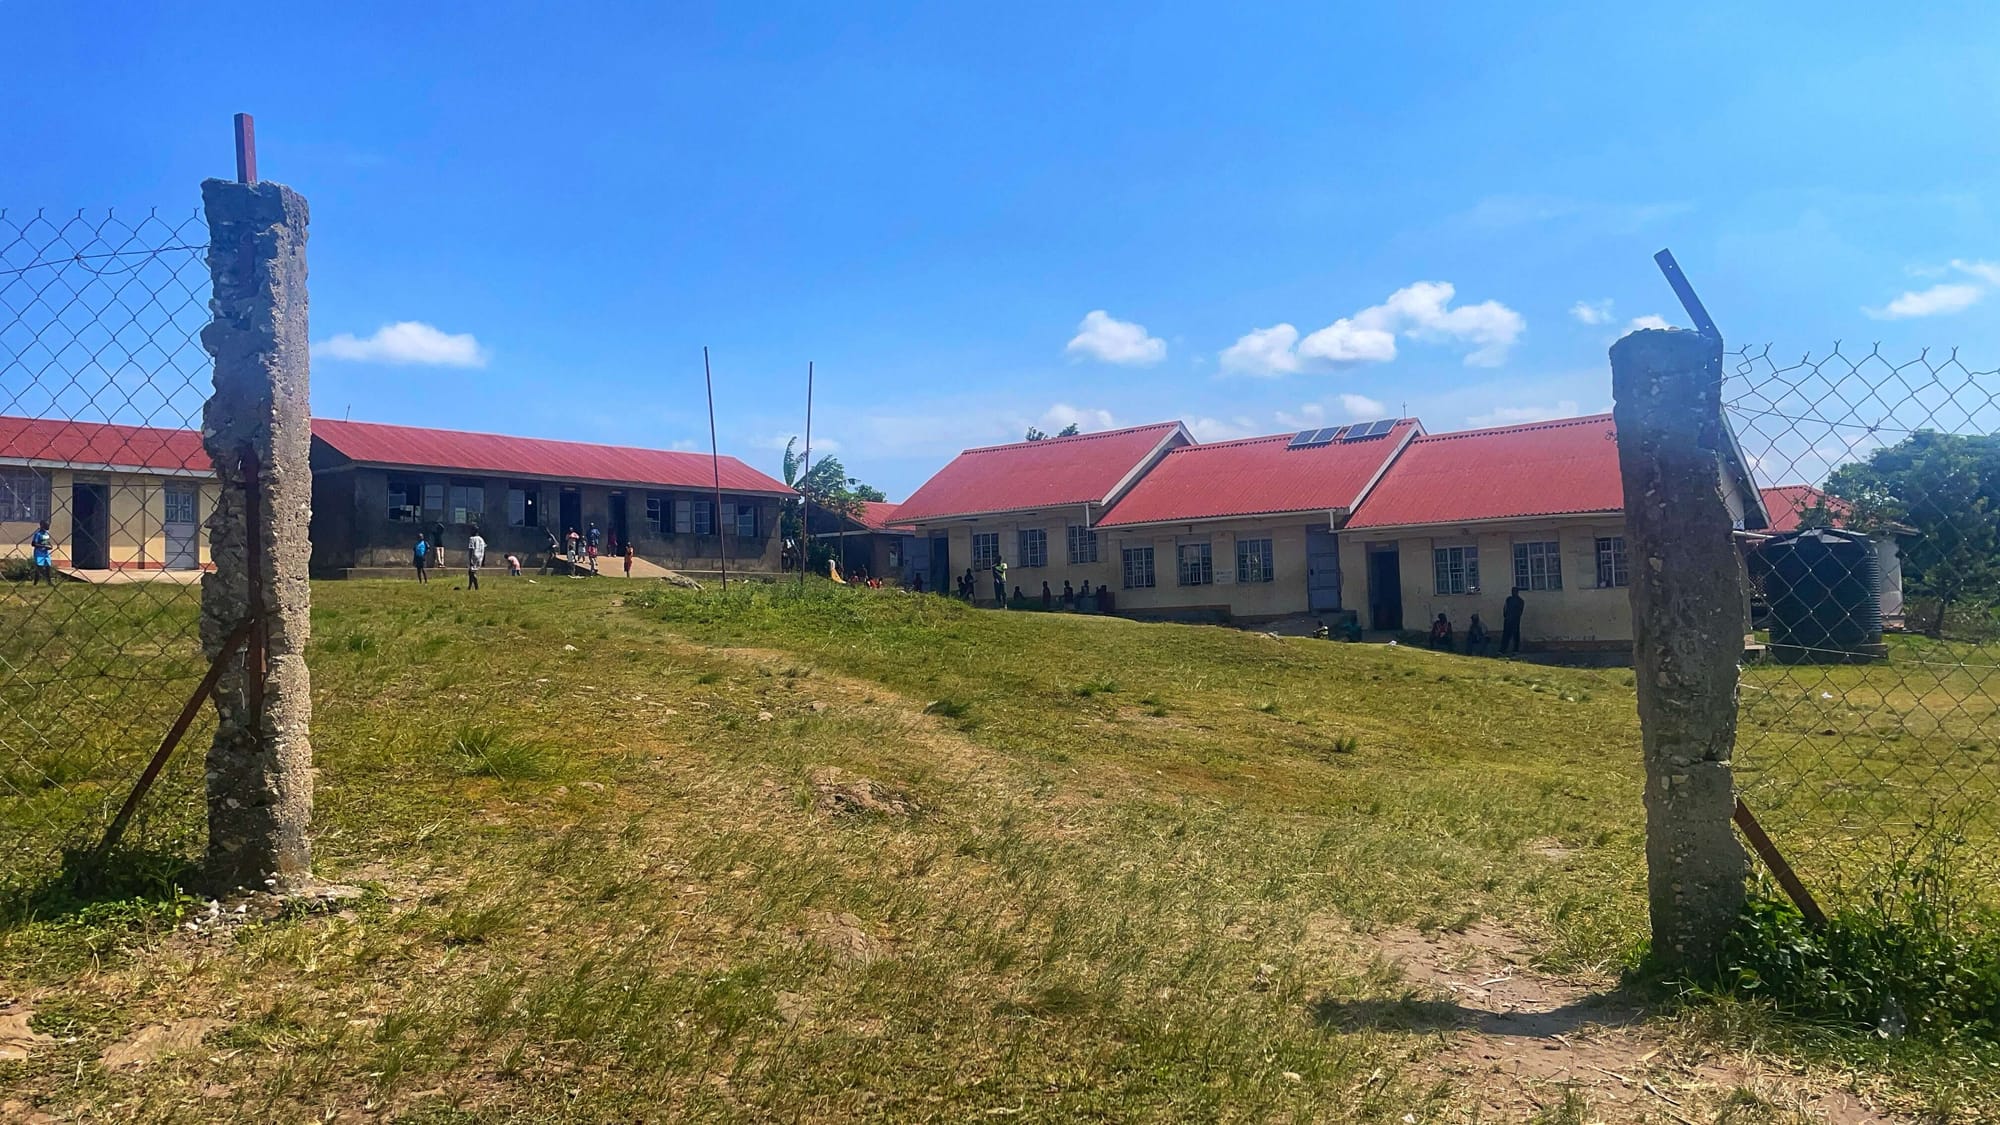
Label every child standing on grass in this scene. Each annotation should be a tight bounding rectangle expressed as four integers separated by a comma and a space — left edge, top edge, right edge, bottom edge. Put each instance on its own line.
413, 534, 430, 583
29, 519, 56, 587
466, 527, 486, 590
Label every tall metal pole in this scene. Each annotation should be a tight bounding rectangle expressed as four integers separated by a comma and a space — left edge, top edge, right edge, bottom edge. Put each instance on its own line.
800, 360, 814, 586
704, 347, 729, 590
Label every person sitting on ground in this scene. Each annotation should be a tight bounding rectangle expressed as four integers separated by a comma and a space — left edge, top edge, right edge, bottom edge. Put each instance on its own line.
28, 519, 56, 587
1061, 579, 1075, 608
1465, 613, 1490, 655
1313, 619, 1331, 640
412, 534, 430, 584
1041, 580, 1053, 610
1428, 612, 1453, 651
1012, 585, 1024, 606
911, 572, 925, 594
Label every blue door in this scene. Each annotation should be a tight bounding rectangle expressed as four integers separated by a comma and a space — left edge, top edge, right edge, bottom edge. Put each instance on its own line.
1306, 526, 1341, 612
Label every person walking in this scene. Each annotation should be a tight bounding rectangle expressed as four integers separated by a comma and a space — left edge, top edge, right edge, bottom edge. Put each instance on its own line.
1500, 588, 1526, 655
566, 527, 582, 575
466, 527, 486, 590
990, 557, 1009, 609
623, 542, 635, 578
28, 519, 55, 587
586, 540, 599, 576
413, 534, 431, 584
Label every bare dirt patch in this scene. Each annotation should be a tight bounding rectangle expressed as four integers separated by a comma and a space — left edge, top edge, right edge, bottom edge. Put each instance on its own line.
809, 765, 921, 818
0, 1000, 53, 1061
1346, 924, 1905, 1123
801, 910, 883, 968
99, 1018, 222, 1069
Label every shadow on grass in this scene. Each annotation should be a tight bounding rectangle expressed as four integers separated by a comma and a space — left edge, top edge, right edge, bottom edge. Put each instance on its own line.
0, 842, 196, 930
1308, 990, 1648, 1040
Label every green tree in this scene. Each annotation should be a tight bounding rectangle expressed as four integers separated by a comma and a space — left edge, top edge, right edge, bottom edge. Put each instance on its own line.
779, 438, 888, 570
1824, 431, 2000, 638
1025, 422, 1080, 442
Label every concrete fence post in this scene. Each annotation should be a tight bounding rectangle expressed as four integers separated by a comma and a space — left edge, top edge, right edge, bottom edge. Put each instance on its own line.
198, 179, 313, 892
1610, 327, 1749, 973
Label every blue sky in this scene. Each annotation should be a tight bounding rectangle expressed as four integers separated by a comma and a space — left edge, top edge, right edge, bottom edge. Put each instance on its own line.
8, 2, 2000, 497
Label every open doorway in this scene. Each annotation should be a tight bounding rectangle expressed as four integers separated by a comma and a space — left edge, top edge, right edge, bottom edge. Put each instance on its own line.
558, 488, 582, 540
1367, 544, 1402, 631
71, 481, 110, 570
607, 492, 629, 552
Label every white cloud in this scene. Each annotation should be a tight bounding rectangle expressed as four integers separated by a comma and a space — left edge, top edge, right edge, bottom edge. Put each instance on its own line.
1218, 323, 1303, 376
1222, 281, 1524, 375
1950, 259, 2000, 285
1339, 393, 1387, 419
314, 321, 488, 367
1570, 300, 1613, 325
1466, 400, 1582, 428
1273, 402, 1326, 430
1065, 310, 1166, 366
757, 433, 841, 454
1626, 314, 1673, 331
1037, 403, 1118, 433
670, 439, 701, 452
1188, 416, 1260, 442
1865, 283, 1983, 320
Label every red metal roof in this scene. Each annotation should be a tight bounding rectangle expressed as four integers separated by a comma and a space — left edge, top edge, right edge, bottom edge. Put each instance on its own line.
0, 415, 211, 475
1345, 414, 1624, 530
1096, 422, 1419, 527
850, 501, 902, 531
312, 418, 793, 495
891, 422, 1189, 523
1760, 485, 1852, 533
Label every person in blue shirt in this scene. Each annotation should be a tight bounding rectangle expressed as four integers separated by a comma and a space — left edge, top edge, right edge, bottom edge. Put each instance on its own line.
413, 534, 431, 584
29, 519, 55, 587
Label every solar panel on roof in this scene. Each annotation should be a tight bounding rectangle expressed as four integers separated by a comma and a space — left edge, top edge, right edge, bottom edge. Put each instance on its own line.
1288, 427, 1347, 449
1343, 419, 1395, 440
1286, 431, 1320, 449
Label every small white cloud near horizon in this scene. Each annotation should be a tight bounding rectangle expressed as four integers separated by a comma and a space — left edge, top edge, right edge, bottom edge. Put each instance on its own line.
1466, 400, 1582, 428
1865, 283, 1983, 320
1065, 310, 1166, 366
1570, 300, 1613, 325
1338, 393, 1387, 420
1221, 281, 1524, 376
1627, 314, 1673, 331
314, 321, 488, 367
1188, 415, 1260, 442
1038, 403, 1119, 434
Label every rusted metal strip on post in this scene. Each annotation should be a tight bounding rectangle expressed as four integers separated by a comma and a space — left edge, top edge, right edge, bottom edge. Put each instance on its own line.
1653, 248, 1719, 339
1733, 797, 1829, 929
240, 447, 267, 726
87, 619, 256, 867
234, 114, 257, 184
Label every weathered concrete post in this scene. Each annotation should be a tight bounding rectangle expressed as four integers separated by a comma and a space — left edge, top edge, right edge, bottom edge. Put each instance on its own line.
1610, 327, 1749, 973
199, 179, 313, 891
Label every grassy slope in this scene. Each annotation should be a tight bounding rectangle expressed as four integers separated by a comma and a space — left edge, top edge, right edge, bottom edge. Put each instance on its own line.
0, 579, 1991, 1121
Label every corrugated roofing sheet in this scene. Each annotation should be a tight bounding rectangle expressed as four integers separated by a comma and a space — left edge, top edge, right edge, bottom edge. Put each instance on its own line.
312, 418, 792, 495
1760, 485, 1851, 533
0, 415, 212, 474
850, 501, 902, 531
1345, 414, 1623, 530
891, 422, 1187, 523
1096, 421, 1418, 527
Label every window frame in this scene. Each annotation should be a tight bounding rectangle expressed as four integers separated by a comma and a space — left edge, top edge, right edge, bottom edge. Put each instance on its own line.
446, 479, 485, 526
1121, 545, 1156, 589
1018, 528, 1048, 568
971, 532, 1001, 569
384, 474, 422, 523
422, 482, 444, 520
162, 486, 198, 525
1176, 541, 1213, 586
1595, 535, 1630, 589
1236, 537, 1274, 584
1512, 539, 1564, 591
1066, 524, 1099, 565
646, 492, 668, 534
505, 482, 541, 528
1432, 544, 1480, 596
690, 498, 714, 537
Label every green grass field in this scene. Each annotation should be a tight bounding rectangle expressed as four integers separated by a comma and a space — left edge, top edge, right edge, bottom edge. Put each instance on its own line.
0, 578, 1994, 1122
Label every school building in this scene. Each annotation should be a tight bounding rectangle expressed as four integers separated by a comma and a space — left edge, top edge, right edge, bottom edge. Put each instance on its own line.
805, 500, 910, 582
308, 419, 795, 577
1, 415, 218, 576
891, 411, 1773, 653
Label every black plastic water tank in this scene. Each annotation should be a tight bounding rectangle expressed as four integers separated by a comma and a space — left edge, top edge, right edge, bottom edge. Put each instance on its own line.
1749, 527, 1885, 662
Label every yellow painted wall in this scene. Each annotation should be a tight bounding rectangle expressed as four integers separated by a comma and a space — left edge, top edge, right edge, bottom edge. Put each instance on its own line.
1339, 517, 1636, 646
1, 468, 214, 570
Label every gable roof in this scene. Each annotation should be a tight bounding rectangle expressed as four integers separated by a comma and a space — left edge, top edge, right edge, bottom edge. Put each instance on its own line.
850, 501, 902, 531
891, 422, 1190, 523
0, 415, 212, 476
1345, 414, 1624, 530
311, 418, 793, 496
1760, 484, 1852, 533
1096, 421, 1420, 528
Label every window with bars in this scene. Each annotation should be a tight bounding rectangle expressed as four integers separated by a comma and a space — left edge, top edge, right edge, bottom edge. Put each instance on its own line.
646, 492, 667, 534
1177, 541, 1213, 586
447, 479, 484, 525
724, 501, 758, 538
1236, 537, 1274, 583
506, 483, 540, 528
162, 487, 198, 525
1122, 546, 1156, 589
1432, 545, 1479, 595
971, 532, 1000, 568
422, 482, 444, 519
1595, 536, 1629, 588
1018, 528, 1047, 567
1513, 540, 1563, 590
1066, 525, 1099, 564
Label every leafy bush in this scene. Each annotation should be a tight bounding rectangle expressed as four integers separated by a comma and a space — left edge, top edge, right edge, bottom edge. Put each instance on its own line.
1721, 843, 2000, 1040
2, 558, 36, 582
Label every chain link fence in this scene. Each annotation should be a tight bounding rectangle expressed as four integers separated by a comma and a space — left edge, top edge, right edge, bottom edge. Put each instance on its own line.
1724, 342, 2000, 907
0, 207, 216, 900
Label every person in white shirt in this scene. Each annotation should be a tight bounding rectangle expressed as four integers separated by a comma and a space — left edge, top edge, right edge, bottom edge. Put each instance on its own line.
466, 528, 487, 590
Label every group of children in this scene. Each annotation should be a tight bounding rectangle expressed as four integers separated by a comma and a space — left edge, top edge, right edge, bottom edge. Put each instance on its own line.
1427, 588, 1528, 656
947, 565, 1112, 612
413, 520, 643, 585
